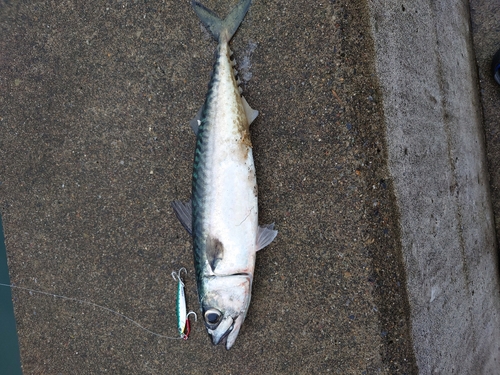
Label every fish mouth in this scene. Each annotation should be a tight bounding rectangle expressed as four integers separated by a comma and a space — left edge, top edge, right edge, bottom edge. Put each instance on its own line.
211, 322, 234, 346
207, 314, 235, 346
208, 314, 245, 350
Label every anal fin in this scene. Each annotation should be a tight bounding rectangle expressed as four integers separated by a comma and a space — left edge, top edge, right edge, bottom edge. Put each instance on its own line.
241, 95, 258, 125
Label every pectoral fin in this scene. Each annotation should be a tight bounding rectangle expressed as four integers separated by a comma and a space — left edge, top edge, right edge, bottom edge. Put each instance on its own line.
256, 223, 278, 251
206, 235, 224, 271
171, 200, 192, 235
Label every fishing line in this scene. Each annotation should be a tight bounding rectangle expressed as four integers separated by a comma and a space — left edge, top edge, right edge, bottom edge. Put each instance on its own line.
0, 282, 183, 340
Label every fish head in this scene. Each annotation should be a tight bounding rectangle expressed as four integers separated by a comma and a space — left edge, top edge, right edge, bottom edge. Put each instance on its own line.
200, 274, 252, 349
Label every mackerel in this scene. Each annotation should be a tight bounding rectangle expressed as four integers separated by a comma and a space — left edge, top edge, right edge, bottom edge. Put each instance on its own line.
172, 0, 277, 349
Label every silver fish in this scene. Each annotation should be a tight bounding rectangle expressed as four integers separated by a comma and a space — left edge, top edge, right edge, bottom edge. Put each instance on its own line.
172, 0, 277, 349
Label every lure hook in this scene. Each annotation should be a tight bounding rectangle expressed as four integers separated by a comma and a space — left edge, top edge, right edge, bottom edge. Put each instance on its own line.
186, 311, 198, 321
171, 267, 187, 286
182, 311, 198, 340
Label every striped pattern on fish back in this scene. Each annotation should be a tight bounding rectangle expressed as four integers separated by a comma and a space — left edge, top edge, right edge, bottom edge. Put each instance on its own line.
191, 42, 232, 296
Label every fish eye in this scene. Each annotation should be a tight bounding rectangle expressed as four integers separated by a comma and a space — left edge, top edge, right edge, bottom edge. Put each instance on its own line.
204, 309, 222, 325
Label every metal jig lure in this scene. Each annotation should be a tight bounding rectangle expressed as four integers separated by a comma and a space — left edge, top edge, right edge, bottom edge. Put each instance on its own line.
171, 268, 197, 339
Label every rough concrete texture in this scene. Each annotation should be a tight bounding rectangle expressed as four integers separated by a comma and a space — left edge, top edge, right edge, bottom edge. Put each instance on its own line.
368, 0, 500, 373
470, 0, 500, 255
0, 0, 418, 374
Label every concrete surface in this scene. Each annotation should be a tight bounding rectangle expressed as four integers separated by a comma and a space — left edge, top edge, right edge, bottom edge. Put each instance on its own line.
0, 0, 416, 374
1, 0, 499, 374
470, 0, 500, 254
368, 0, 500, 373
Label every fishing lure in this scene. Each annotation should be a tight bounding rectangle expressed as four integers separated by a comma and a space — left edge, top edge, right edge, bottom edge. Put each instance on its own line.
0, 271, 197, 340
171, 268, 197, 339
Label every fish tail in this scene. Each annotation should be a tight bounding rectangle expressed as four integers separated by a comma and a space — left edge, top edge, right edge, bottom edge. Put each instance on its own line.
191, 0, 252, 43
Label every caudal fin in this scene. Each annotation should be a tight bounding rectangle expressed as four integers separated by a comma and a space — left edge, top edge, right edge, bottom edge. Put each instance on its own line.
191, 0, 252, 43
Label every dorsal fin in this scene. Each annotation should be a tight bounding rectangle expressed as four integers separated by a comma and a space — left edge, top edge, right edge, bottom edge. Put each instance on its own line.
189, 107, 203, 135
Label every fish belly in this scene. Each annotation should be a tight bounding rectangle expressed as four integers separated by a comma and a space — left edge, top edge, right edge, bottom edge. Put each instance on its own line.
198, 43, 258, 278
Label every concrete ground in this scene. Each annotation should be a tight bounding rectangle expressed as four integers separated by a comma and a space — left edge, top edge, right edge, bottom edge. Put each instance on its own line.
0, 0, 498, 374
368, 0, 500, 373
470, 0, 500, 250
0, 1, 415, 373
